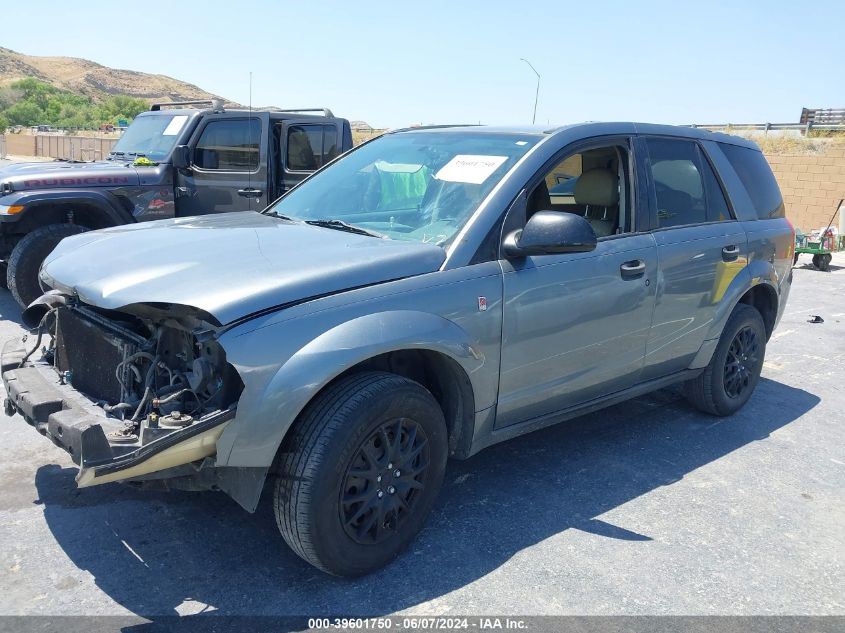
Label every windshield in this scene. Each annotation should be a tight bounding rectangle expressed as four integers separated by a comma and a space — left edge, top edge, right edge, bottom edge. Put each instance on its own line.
265, 131, 540, 245
110, 114, 190, 161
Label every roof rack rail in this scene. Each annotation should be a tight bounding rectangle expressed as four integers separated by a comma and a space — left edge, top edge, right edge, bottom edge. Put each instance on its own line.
387, 123, 479, 134
150, 99, 225, 112
266, 108, 335, 118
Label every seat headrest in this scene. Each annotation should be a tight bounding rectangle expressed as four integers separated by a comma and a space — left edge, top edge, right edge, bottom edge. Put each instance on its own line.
574, 168, 619, 207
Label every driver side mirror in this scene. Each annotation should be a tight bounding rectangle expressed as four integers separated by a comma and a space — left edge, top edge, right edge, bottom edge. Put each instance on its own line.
503, 211, 597, 258
171, 145, 192, 169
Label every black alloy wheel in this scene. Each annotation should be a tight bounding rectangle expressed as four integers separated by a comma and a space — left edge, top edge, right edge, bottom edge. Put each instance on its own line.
684, 303, 767, 416
274, 371, 448, 576
723, 326, 760, 399
340, 417, 430, 545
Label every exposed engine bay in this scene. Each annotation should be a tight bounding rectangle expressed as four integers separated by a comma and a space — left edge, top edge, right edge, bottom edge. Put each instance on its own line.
20, 292, 243, 451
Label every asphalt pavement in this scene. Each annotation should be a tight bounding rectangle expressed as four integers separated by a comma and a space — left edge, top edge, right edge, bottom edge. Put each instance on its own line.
0, 252, 842, 619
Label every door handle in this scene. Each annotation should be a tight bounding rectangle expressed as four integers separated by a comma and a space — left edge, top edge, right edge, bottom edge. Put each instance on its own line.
237, 188, 264, 198
722, 245, 740, 262
620, 259, 646, 279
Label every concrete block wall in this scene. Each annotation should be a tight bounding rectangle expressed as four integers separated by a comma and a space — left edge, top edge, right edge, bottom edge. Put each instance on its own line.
765, 146, 845, 233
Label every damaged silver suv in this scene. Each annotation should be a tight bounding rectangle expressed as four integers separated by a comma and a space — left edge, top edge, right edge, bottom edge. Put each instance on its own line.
3, 123, 794, 576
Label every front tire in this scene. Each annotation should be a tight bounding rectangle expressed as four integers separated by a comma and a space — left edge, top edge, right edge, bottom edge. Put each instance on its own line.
7, 224, 87, 308
685, 303, 766, 416
274, 371, 448, 577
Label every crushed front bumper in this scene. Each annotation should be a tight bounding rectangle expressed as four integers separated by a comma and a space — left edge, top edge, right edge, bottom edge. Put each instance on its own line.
2, 338, 234, 487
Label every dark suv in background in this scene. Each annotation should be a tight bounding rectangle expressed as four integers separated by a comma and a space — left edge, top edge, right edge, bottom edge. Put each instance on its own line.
0, 102, 353, 307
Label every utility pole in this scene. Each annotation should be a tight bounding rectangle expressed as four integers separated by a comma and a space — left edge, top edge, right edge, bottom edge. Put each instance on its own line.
520, 58, 540, 124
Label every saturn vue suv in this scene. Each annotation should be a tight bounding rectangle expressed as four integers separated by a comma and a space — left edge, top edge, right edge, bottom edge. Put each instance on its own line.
2, 122, 793, 576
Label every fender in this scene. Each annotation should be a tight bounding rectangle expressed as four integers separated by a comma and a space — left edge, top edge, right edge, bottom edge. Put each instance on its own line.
0, 189, 134, 227
690, 258, 779, 369
215, 310, 484, 472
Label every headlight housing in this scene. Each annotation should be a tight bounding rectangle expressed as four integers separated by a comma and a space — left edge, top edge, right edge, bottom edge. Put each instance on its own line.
0, 204, 24, 215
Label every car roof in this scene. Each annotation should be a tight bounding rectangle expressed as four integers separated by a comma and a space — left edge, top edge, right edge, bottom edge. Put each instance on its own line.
392, 122, 759, 150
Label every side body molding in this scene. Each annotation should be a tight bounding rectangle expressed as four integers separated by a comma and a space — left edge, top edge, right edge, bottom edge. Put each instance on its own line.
215, 310, 485, 469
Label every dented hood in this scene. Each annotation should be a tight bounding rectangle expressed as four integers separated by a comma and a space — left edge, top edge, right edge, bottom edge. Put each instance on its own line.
40, 212, 446, 324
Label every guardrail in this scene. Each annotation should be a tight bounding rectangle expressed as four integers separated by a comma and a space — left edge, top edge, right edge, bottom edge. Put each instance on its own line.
688, 122, 845, 133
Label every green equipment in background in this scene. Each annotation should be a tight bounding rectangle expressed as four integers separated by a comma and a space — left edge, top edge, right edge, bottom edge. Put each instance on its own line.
794, 198, 842, 271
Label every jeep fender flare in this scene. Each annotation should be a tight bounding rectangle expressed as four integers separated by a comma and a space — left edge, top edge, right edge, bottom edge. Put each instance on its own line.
3, 189, 134, 230
216, 310, 483, 473
689, 259, 780, 369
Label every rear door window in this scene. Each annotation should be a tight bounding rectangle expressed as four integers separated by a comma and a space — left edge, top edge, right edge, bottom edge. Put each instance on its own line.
719, 143, 785, 219
646, 138, 707, 228
287, 124, 339, 171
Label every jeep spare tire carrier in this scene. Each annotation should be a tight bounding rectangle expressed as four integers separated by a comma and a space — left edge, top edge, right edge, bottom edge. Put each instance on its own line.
7, 223, 87, 308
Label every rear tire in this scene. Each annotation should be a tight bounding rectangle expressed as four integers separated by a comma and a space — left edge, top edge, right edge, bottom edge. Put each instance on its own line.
685, 303, 766, 416
813, 253, 831, 271
7, 224, 86, 308
274, 371, 448, 577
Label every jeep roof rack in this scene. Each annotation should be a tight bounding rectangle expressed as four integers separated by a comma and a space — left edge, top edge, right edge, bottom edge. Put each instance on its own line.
150, 99, 225, 113
265, 107, 335, 118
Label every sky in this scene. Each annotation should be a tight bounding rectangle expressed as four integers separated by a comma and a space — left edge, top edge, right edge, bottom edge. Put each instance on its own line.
3, 0, 843, 129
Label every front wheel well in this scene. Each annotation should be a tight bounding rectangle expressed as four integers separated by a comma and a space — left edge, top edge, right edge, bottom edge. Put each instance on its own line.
11, 201, 121, 235
335, 350, 477, 459
738, 284, 778, 340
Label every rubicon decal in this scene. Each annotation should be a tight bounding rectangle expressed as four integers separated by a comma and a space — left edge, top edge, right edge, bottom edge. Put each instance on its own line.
23, 176, 131, 187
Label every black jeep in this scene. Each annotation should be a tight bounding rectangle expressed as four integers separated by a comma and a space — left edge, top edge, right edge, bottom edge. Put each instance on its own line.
0, 101, 352, 307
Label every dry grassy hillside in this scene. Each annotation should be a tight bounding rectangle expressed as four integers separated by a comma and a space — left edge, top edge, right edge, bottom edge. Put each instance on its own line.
0, 47, 232, 105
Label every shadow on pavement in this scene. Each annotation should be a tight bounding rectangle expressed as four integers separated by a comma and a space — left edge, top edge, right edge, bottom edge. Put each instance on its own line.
793, 262, 844, 273
0, 289, 22, 324
33, 376, 818, 623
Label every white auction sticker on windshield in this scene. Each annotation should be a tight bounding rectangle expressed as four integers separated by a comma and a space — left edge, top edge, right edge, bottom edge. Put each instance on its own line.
435, 155, 508, 184
162, 115, 189, 136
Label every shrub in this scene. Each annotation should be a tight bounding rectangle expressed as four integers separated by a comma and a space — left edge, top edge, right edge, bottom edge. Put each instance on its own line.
0, 79, 147, 130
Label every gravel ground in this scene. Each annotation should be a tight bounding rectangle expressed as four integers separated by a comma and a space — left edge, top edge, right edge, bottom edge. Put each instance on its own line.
0, 251, 842, 619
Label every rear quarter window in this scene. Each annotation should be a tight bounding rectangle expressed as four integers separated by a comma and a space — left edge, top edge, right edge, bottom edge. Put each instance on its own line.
719, 143, 784, 219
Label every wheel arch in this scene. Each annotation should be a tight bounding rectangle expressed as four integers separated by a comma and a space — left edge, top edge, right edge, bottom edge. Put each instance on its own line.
215, 310, 484, 510
703, 259, 781, 341
691, 268, 780, 370
332, 348, 477, 459
737, 282, 778, 340
5, 190, 133, 236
